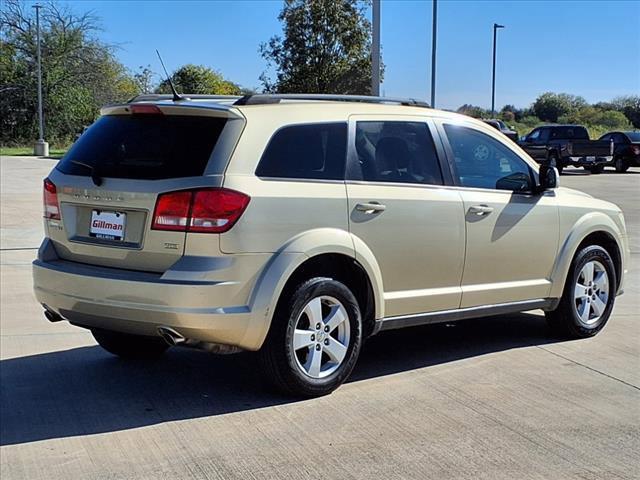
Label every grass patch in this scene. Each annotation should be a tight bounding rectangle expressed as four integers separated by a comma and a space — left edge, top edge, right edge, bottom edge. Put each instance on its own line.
1, 146, 67, 159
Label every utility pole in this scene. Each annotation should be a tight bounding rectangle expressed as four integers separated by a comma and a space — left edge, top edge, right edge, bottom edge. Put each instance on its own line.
33, 4, 48, 157
371, 0, 380, 96
430, 0, 437, 108
491, 23, 505, 117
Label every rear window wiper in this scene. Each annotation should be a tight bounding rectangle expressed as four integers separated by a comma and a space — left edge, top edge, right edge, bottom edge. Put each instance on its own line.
70, 160, 103, 186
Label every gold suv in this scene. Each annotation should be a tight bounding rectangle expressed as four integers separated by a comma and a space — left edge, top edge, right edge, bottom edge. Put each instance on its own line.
33, 94, 630, 397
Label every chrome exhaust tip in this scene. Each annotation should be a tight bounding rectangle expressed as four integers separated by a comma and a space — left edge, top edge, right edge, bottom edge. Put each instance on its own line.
157, 326, 186, 346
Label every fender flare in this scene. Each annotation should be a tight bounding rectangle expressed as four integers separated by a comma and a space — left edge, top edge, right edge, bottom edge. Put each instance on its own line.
239, 228, 384, 350
549, 212, 625, 299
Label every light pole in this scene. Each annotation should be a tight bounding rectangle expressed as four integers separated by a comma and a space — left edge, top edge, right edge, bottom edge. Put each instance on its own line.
491, 23, 504, 117
33, 4, 48, 157
430, 0, 437, 108
371, 0, 380, 96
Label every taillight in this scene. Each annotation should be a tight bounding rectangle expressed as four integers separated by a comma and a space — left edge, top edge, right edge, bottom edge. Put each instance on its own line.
43, 178, 60, 220
631, 145, 640, 155
151, 191, 192, 231
152, 188, 250, 233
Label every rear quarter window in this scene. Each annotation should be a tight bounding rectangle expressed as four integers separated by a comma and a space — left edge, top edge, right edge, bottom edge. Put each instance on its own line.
255, 123, 347, 180
57, 114, 228, 180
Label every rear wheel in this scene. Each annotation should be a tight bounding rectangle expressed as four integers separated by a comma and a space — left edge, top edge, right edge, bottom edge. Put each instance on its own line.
92, 328, 168, 359
259, 277, 362, 397
545, 245, 616, 338
614, 156, 629, 173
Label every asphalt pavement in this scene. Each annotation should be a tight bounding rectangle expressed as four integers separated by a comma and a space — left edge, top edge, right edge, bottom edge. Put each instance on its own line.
1, 156, 638, 480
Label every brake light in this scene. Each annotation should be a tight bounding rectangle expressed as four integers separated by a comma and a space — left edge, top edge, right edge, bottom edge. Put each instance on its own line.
130, 104, 163, 115
43, 178, 60, 220
152, 188, 250, 233
151, 191, 192, 231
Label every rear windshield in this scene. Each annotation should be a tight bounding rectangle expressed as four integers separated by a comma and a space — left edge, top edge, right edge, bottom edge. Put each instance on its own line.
57, 114, 227, 180
550, 127, 589, 140
625, 132, 640, 142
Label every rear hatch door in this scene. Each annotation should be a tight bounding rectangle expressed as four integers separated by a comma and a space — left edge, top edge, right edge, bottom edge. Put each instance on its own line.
46, 103, 243, 272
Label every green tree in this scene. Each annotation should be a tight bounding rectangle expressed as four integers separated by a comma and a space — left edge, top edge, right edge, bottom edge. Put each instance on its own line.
133, 65, 156, 94
155, 64, 240, 95
260, 0, 381, 94
1, 0, 138, 144
533, 92, 587, 122
457, 104, 489, 119
611, 95, 640, 128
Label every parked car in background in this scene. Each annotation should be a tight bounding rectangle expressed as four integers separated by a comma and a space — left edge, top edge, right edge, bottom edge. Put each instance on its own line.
519, 125, 614, 174
33, 94, 629, 397
482, 119, 518, 142
598, 131, 640, 173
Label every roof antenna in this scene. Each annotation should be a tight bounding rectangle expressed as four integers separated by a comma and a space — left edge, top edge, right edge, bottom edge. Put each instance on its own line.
156, 49, 184, 102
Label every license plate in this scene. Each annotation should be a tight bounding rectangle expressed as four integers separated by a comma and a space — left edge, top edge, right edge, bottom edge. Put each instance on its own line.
586, 156, 596, 163
90, 210, 126, 241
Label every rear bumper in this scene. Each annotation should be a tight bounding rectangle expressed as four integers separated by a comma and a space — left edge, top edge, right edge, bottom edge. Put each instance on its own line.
565, 155, 611, 166
33, 239, 272, 350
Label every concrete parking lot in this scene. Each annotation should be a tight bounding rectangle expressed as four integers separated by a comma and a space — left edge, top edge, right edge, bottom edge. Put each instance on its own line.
1, 156, 638, 480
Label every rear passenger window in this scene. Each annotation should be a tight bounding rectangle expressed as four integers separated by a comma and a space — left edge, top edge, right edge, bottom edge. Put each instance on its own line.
351, 121, 443, 185
256, 123, 347, 180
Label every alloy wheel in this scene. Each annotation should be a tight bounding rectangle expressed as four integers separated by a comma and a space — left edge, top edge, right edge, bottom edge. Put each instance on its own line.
292, 296, 351, 378
573, 260, 609, 325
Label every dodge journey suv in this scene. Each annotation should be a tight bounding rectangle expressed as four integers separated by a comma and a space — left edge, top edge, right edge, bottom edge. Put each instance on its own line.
33, 94, 630, 397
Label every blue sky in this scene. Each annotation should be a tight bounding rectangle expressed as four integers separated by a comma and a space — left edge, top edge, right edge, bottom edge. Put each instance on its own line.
73, 0, 639, 110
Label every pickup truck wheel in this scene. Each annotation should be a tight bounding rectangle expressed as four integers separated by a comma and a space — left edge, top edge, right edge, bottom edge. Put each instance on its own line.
585, 165, 604, 174
548, 153, 563, 174
92, 328, 169, 359
545, 245, 616, 339
259, 277, 362, 397
614, 156, 629, 173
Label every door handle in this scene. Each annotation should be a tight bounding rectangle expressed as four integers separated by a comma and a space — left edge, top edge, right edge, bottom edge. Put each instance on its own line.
356, 202, 386, 214
468, 205, 493, 216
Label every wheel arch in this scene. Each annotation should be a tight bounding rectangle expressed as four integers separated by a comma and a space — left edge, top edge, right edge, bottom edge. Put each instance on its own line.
241, 228, 384, 350
549, 214, 625, 299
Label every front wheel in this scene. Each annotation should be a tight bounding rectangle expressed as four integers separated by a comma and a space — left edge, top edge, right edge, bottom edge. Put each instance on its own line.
92, 328, 169, 359
259, 277, 362, 397
548, 153, 563, 174
614, 156, 629, 173
545, 245, 616, 338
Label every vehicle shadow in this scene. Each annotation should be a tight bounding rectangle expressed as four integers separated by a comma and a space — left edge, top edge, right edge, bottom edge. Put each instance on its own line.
0, 312, 560, 446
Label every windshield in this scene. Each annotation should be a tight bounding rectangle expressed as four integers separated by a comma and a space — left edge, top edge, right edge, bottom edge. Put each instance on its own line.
57, 114, 227, 180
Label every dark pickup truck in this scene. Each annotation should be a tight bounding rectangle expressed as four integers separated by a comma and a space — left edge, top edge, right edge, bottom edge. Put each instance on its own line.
519, 125, 614, 173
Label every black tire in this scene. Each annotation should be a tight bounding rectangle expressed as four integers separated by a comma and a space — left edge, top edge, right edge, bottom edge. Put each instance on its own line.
259, 277, 362, 397
614, 156, 629, 173
92, 328, 169, 359
585, 165, 604, 174
545, 245, 616, 339
548, 153, 563, 174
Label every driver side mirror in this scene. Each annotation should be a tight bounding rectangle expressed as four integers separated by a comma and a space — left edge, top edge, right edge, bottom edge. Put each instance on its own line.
538, 164, 559, 191
496, 171, 533, 192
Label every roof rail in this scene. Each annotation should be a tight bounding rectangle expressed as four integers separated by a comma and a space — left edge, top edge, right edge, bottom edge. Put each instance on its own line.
127, 94, 242, 103
125, 93, 431, 109
233, 94, 430, 108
